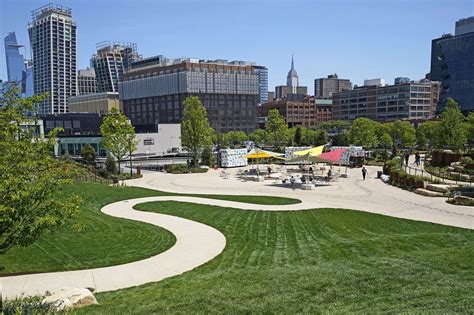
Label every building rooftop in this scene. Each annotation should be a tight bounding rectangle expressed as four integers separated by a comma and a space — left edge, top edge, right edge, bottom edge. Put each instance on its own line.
31, 3, 72, 20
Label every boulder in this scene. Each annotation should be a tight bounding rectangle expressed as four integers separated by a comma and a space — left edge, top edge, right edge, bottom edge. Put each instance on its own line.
446, 166, 455, 172
42, 287, 98, 311
414, 188, 444, 197
380, 174, 390, 183
454, 166, 464, 173
425, 184, 451, 193
460, 174, 471, 181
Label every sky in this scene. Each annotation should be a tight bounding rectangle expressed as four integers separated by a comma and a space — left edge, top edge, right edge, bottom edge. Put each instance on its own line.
1, 0, 473, 94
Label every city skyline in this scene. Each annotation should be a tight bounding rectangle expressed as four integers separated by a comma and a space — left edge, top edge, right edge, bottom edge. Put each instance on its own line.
0, 0, 473, 94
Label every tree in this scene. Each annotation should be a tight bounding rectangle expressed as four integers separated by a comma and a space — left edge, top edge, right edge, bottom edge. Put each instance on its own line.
201, 145, 215, 167
294, 126, 303, 146
249, 129, 267, 146
0, 87, 81, 254
181, 96, 214, 166
265, 109, 289, 149
223, 131, 248, 148
438, 98, 467, 151
80, 144, 96, 166
386, 120, 416, 152
105, 154, 117, 175
348, 118, 380, 148
467, 112, 474, 146
416, 121, 440, 151
100, 108, 137, 174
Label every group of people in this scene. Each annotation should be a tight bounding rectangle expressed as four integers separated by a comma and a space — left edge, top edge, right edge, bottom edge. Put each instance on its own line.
404, 151, 421, 167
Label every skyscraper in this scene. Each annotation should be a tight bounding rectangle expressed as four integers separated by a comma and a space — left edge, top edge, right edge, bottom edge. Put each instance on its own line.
92, 42, 141, 93
28, 4, 77, 114
286, 55, 299, 93
314, 74, 352, 98
4, 32, 25, 84
430, 16, 474, 113
252, 65, 268, 104
77, 68, 98, 95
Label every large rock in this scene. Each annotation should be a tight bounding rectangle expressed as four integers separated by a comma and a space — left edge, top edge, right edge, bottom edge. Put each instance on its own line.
415, 188, 444, 197
425, 184, 452, 193
42, 287, 98, 311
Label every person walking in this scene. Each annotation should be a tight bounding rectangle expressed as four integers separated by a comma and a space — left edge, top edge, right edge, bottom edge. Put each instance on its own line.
362, 166, 367, 181
404, 151, 409, 166
415, 152, 421, 167
290, 176, 296, 191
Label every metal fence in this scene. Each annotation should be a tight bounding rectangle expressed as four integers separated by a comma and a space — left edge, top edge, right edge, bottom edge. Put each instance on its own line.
401, 159, 472, 186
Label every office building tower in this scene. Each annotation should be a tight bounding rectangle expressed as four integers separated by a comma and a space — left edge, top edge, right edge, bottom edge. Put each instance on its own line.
92, 42, 141, 93
253, 65, 268, 104
28, 4, 77, 114
314, 74, 352, 98
77, 68, 98, 95
332, 80, 440, 121
4, 32, 25, 84
119, 57, 259, 133
275, 56, 307, 99
430, 16, 474, 113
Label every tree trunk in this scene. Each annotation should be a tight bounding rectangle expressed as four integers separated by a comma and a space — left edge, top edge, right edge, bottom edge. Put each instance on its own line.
118, 159, 121, 174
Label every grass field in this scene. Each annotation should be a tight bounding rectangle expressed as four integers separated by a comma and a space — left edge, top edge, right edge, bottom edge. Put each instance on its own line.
0, 182, 300, 275
76, 201, 474, 314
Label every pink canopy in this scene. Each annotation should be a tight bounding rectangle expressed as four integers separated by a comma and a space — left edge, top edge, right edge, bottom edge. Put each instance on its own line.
315, 148, 347, 163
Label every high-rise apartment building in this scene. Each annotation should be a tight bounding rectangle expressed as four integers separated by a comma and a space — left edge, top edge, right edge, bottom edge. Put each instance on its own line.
28, 4, 77, 114
119, 57, 259, 133
92, 42, 141, 93
314, 74, 352, 98
332, 80, 440, 121
430, 16, 474, 113
77, 68, 98, 95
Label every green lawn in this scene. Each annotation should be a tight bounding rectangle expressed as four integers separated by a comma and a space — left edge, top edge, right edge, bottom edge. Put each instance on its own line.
0, 182, 300, 275
77, 201, 474, 314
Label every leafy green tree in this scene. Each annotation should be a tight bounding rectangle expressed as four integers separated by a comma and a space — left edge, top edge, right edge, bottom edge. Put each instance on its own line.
201, 145, 215, 167
265, 109, 289, 149
348, 118, 380, 148
249, 129, 267, 146
100, 108, 137, 173
105, 154, 117, 175
181, 96, 214, 166
467, 112, 474, 145
386, 120, 416, 151
224, 131, 248, 148
438, 98, 467, 151
294, 126, 303, 146
80, 144, 96, 166
0, 87, 81, 254
416, 121, 440, 151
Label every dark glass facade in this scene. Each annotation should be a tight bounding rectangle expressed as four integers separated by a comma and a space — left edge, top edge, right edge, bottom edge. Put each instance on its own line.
430, 31, 474, 113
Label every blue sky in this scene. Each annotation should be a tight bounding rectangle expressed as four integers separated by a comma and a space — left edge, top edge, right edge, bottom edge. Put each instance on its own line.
1, 0, 473, 93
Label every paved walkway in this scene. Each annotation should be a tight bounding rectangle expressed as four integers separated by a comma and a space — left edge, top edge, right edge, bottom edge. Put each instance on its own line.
1, 196, 227, 299
128, 165, 474, 230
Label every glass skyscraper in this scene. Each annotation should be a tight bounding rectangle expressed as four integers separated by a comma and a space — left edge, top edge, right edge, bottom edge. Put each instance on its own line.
253, 65, 269, 104
430, 17, 474, 113
4, 32, 25, 83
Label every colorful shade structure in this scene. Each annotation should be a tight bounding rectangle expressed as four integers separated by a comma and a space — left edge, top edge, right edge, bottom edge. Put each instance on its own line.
293, 145, 325, 157
311, 148, 347, 164
244, 149, 284, 159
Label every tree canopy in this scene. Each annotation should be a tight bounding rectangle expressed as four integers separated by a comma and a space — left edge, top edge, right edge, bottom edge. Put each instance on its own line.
348, 118, 380, 148
0, 87, 81, 254
181, 96, 214, 166
437, 98, 467, 151
100, 108, 137, 173
265, 109, 289, 149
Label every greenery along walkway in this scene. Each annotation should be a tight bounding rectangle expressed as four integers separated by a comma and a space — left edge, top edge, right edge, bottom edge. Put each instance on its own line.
78, 201, 474, 314
0, 182, 299, 276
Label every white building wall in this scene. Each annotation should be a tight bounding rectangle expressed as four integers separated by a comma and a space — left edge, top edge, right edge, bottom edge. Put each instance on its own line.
135, 124, 181, 156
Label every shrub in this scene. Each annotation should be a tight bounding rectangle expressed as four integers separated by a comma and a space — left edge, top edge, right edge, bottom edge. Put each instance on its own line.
460, 156, 473, 165
3, 296, 53, 315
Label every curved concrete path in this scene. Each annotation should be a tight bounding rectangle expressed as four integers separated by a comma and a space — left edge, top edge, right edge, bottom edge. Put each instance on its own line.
1, 197, 227, 299
128, 166, 474, 230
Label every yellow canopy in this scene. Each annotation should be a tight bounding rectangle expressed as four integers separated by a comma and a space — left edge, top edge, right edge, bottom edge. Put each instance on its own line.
293, 145, 325, 157
244, 151, 275, 159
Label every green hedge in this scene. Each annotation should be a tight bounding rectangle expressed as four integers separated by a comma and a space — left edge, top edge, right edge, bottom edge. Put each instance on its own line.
164, 164, 209, 174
